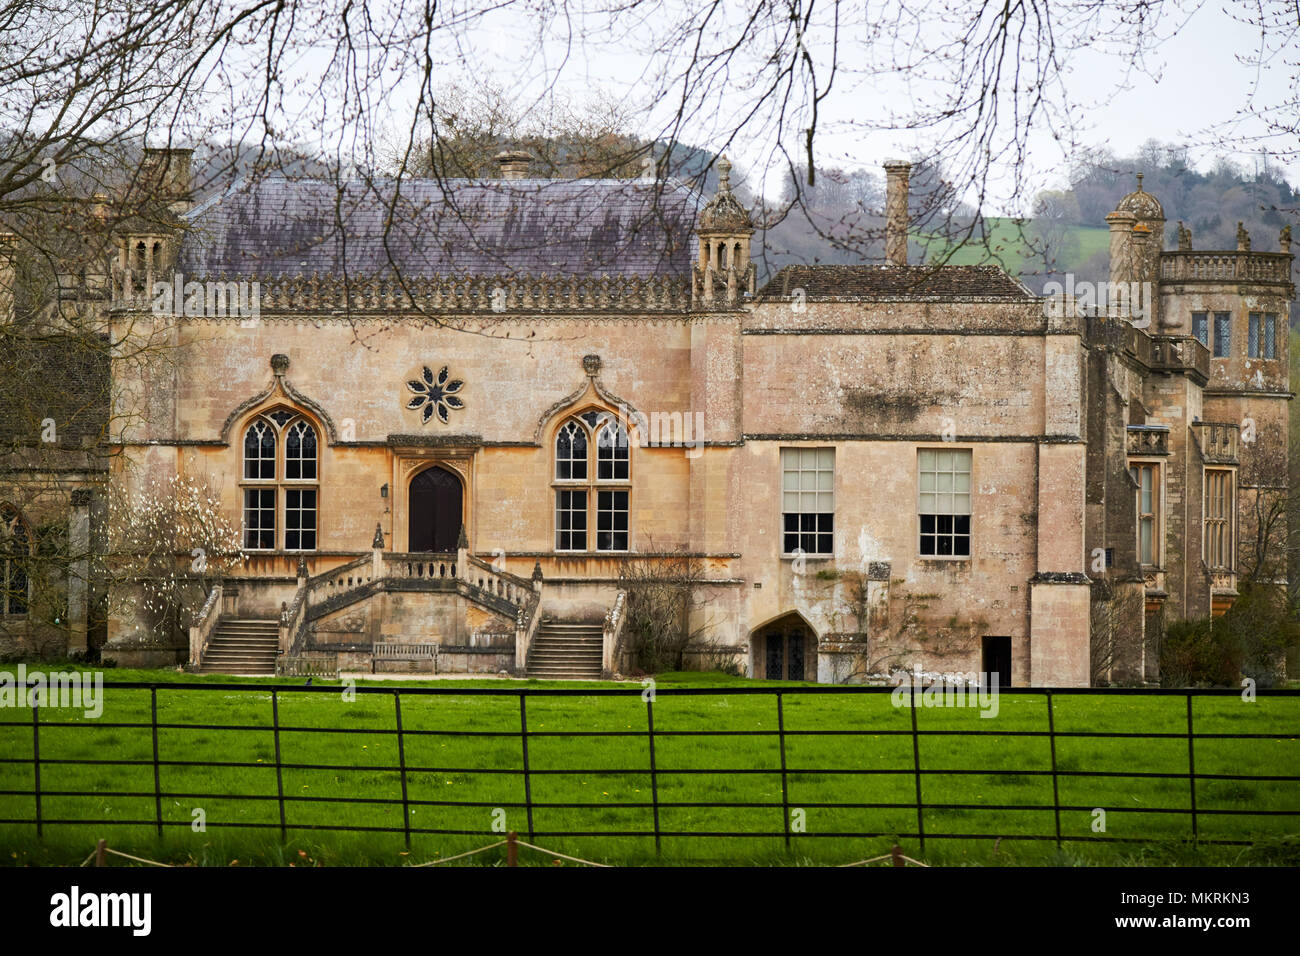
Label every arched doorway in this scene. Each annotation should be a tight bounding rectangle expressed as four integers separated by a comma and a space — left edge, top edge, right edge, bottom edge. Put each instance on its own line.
754, 614, 816, 681
409, 466, 463, 552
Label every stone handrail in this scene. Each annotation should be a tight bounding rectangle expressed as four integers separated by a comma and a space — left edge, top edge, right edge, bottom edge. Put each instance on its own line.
465, 554, 534, 606
307, 552, 373, 590
280, 583, 310, 657
115, 271, 693, 314
515, 590, 543, 675
384, 551, 460, 581
1150, 335, 1210, 381
188, 584, 223, 666
1160, 251, 1293, 285
1192, 421, 1240, 464
1126, 425, 1170, 456
602, 590, 627, 675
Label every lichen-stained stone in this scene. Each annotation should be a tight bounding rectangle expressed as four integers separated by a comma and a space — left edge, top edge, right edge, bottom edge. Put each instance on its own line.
5, 158, 1287, 686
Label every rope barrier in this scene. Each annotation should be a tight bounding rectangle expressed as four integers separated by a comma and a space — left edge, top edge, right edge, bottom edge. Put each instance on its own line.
103, 847, 173, 867
83, 835, 913, 868
512, 839, 611, 867
409, 841, 508, 866
838, 844, 930, 867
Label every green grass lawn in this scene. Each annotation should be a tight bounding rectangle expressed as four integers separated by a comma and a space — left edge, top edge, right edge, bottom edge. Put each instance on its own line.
1, 668, 1297, 867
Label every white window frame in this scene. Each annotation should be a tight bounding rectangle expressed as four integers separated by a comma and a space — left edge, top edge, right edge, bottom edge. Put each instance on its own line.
781, 447, 835, 557
240, 411, 321, 551
918, 447, 972, 559
1129, 460, 1162, 567
1203, 468, 1234, 570
552, 412, 631, 553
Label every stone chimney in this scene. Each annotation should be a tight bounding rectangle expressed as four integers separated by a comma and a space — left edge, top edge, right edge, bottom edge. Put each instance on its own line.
884, 161, 911, 266
141, 147, 194, 216
495, 150, 533, 181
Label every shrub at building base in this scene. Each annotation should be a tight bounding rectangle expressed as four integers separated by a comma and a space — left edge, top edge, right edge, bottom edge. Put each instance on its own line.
1160, 585, 1299, 687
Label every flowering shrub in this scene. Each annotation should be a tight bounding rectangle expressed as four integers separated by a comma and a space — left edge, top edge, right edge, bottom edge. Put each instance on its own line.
98, 475, 242, 642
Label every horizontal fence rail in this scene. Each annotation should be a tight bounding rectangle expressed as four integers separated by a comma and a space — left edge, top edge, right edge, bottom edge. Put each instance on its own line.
1, 683, 1297, 858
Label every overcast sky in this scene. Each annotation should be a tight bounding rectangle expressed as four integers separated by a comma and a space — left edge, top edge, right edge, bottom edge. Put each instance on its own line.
425, 2, 1296, 213
241, 1, 1298, 216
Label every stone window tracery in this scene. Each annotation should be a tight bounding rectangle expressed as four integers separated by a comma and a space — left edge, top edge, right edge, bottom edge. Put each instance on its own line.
554, 413, 630, 552
241, 411, 319, 551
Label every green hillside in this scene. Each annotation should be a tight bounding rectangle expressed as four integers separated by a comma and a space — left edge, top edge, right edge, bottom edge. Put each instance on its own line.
916, 218, 1110, 281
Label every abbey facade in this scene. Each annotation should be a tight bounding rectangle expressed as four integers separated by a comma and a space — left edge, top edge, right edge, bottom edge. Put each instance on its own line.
1, 149, 1292, 685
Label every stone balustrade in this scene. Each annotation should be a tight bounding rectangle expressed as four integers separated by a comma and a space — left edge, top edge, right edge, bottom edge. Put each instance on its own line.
1192, 421, 1240, 465
1150, 335, 1211, 381
114, 271, 694, 314
1160, 251, 1293, 285
1126, 425, 1170, 456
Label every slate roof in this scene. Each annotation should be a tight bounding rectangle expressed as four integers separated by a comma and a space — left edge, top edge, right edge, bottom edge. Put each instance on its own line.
178, 177, 701, 278
757, 265, 1035, 300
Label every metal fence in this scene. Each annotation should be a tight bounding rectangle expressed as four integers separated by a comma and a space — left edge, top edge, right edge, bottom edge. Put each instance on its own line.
2, 682, 1298, 855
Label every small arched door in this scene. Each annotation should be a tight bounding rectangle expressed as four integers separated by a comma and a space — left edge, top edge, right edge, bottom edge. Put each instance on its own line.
756, 615, 814, 681
409, 466, 463, 552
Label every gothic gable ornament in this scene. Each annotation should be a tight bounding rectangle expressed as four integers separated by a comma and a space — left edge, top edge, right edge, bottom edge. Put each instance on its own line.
406, 364, 465, 424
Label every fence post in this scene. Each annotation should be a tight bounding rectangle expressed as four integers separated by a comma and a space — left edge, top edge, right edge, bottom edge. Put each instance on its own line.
909, 693, 925, 852
506, 830, 518, 867
1046, 690, 1061, 848
519, 695, 534, 840
646, 696, 661, 856
891, 843, 904, 867
394, 691, 411, 850
1186, 693, 1198, 841
776, 692, 790, 849
271, 689, 287, 842
31, 694, 40, 839
150, 686, 163, 837
94, 838, 107, 867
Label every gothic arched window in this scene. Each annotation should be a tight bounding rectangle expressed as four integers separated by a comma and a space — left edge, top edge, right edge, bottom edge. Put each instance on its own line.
553, 412, 630, 552
240, 412, 319, 551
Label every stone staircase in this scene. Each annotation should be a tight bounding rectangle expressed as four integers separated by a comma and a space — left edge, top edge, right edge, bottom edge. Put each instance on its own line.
526, 621, 604, 679
197, 618, 279, 676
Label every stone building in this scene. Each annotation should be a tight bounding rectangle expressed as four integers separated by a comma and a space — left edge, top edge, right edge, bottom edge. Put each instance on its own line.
2, 149, 1291, 685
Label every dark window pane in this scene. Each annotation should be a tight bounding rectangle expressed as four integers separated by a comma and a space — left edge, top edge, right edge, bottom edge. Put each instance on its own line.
766, 636, 783, 679
244, 488, 275, 549
1214, 314, 1231, 357
1192, 313, 1208, 347
788, 633, 805, 681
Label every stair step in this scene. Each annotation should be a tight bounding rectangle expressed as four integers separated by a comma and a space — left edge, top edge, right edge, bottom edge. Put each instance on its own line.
197, 617, 281, 674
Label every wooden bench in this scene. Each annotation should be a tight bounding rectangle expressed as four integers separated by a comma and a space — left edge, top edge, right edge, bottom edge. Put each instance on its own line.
373, 642, 439, 673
